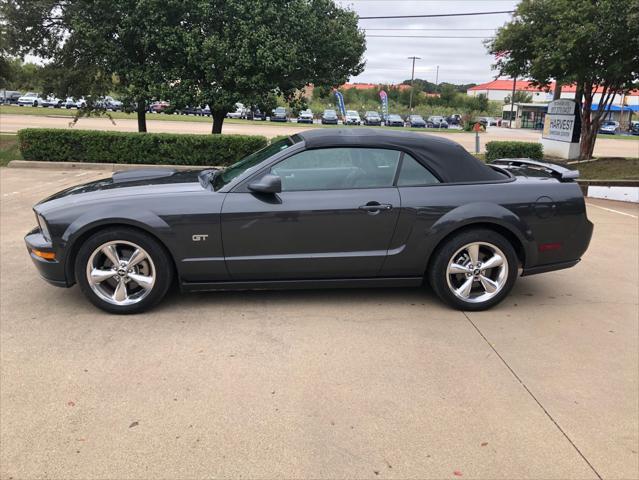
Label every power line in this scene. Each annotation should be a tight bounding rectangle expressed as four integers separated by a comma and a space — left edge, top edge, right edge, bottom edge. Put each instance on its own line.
364, 28, 497, 31
366, 35, 495, 38
358, 10, 514, 19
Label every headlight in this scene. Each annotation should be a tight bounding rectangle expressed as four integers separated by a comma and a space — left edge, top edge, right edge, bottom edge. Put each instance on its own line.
35, 213, 51, 242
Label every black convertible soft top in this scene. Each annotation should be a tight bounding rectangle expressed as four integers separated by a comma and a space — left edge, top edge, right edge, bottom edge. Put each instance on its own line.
296, 128, 504, 183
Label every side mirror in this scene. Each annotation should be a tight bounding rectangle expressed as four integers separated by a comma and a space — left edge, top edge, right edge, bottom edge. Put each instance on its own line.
248, 174, 281, 194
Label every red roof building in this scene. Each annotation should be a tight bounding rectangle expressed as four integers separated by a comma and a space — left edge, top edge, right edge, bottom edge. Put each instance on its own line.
467, 79, 638, 106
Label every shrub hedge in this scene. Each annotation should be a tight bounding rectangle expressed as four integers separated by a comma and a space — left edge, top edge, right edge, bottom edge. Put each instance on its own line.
17, 129, 268, 167
485, 141, 544, 162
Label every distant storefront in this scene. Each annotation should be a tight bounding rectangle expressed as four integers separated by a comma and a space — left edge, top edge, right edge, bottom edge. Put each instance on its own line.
502, 102, 638, 130
501, 103, 548, 129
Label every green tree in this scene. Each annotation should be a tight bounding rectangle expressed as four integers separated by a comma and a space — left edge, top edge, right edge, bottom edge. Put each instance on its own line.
438, 84, 459, 106
488, 0, 639, 159
173, 0, 365, 133
2, 0, 191, 132
504, 90, 533, 104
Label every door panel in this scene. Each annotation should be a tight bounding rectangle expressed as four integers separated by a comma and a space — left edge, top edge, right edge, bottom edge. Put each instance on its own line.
221, 188, 400, 280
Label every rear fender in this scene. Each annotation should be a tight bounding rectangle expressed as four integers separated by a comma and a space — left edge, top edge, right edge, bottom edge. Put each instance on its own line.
426, 202, 537, 267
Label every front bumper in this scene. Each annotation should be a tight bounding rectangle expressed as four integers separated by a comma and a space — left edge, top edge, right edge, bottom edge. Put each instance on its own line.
24, 227, 70, 287
270, 117, 288, 122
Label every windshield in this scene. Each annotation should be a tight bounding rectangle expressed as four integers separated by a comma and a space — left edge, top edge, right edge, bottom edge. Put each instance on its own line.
602, 121, 616, 126
367, 112, 379, 117
346, 110, 358, 116
324, 110, 336, 117
274, 107, 286, 114
213, 138, 294, 191
411, 115, 424, 121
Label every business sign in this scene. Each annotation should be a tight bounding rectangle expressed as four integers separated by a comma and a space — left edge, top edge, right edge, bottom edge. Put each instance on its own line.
542, 99, 581, 143
334, 91, 346, 117
379, 90, 389, 116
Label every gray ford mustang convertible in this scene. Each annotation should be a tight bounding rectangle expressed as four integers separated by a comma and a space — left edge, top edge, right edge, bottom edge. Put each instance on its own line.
25, 129, 593, 314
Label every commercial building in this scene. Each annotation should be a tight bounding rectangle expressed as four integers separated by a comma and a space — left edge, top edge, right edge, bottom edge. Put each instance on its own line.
470, 79, 638, 128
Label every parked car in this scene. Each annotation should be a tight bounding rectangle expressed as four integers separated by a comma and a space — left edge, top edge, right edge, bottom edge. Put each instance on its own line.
41, 96, 63, 108
248, 107, 266, 121
428, 116, 449, 129
24, 129, 593, 314
64, 97, 87, 109
598, 120, 620, 134
270, 106, 288, 122
297, 109, 314, 124
227, 103, 247, 119
385, 114, 405, 127
478, 116, 498, 127
631, 121, 639, 136
149, 101, 170, 113
363, 111, 382, 126
1, 90, 22, 104
344, 110, 362, 126
103, 96, 123, 111
321, 109, 338, 125
179, 105, 204, 116
447, 114, 462, 126
17, 92, 45, 107
407, 115, 426, 128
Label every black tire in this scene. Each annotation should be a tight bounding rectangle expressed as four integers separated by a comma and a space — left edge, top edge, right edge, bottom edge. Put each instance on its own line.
74, 228, 173, 314
428, 229, 518, 311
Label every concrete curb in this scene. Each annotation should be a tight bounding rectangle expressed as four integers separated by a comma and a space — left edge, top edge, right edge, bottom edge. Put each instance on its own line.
7, 160, 220, 171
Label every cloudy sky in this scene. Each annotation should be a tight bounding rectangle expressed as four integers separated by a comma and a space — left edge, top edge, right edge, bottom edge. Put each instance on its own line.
336, 0, 519, 85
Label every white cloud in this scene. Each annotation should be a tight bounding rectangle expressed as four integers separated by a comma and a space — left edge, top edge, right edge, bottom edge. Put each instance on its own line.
337, 0, 520, 85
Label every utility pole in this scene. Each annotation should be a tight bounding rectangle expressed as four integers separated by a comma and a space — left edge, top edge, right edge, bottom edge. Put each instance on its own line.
407, 56, 421, 110
435, 65, 439, 86
508, 76, 517, 128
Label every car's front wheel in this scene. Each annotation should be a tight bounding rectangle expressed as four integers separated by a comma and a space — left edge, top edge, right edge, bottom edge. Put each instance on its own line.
428, 229, 518, 311
75, 228, 173, 314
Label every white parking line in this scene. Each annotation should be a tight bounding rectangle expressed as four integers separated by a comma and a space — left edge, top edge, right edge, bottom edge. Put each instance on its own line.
586, 202, 638, 219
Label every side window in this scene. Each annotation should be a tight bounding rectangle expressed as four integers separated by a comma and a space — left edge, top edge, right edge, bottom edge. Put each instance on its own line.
271, 148, 401, 191
397, 154, 440, 186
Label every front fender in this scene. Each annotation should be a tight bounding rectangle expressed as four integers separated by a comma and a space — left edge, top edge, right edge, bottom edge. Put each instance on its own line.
60, 208, 176, 284
427, 202, 537, 267
62, 208, 172, 245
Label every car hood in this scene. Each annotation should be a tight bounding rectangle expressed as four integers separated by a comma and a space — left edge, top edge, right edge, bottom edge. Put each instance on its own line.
35, 168, 210, 214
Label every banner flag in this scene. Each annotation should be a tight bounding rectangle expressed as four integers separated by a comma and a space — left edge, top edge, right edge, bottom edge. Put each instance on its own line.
379, 90, 388, 116
335, 90, 346, 117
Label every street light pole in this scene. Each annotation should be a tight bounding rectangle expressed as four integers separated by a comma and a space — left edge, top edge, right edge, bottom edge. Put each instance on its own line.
435, 65, 439, 86
407, 56, 421, 110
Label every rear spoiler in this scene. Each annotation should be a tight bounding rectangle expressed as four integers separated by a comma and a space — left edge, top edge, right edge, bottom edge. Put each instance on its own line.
491, 158, 579, 182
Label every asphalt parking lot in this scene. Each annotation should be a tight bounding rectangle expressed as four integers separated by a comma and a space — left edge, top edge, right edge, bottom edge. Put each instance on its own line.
1, 167, 637, 480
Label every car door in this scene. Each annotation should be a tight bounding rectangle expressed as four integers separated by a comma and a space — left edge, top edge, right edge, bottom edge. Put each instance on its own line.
220, 147, 402, 280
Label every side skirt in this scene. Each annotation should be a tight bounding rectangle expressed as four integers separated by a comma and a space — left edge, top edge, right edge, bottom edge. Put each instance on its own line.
180, 277, 424, 293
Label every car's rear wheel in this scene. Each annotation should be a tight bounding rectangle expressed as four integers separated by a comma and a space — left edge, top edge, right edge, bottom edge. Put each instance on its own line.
75, 228, 173, 314
428, 229, 518, 311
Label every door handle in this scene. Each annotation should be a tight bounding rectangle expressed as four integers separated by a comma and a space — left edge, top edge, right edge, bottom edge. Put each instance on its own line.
358, 202, 393, 213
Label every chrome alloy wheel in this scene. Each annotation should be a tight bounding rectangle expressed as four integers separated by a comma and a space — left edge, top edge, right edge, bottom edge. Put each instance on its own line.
86, 240, 156, 306
445, 242, 508, 304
